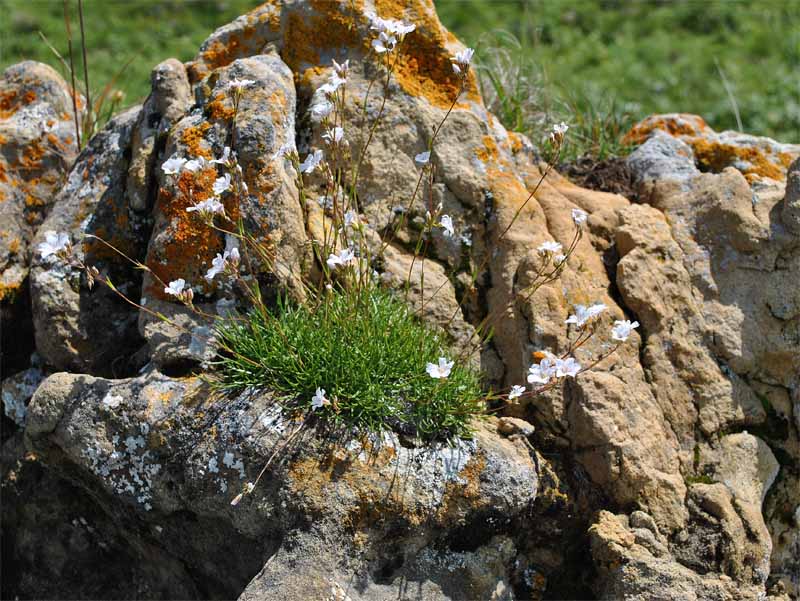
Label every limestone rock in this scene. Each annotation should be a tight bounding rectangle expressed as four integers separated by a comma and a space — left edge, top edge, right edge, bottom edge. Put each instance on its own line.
29, 106, 149, 374
127, 59, 193, 213
19, 369, 537, 601
0, 61, 80, 303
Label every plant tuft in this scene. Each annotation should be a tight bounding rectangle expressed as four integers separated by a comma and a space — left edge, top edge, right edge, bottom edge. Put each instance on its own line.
211, 284, 484, 441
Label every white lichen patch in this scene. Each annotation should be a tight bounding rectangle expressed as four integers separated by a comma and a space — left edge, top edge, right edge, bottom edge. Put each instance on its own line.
2, 366, 43, 426
82, 410, 162, 511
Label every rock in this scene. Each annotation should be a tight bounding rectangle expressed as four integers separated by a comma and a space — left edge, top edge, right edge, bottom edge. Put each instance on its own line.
3, 1, 799, 599
29, 106, 149, 374
18, 369, 537, 600
1, 62, 82, 375
0, 61, 80, 303
126, 59, 193, 213
139, 52, 306, 370
625, 113, 800, 184
783, 158, 800, 234
589, 504, 771, 600
1, 360, 43, 426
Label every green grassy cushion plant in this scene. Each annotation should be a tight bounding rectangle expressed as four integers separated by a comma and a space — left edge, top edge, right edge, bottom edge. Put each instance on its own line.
212, 285, 484, 441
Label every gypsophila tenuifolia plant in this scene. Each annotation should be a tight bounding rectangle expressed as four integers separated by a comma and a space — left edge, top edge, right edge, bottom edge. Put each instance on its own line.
40, 11, 641, 506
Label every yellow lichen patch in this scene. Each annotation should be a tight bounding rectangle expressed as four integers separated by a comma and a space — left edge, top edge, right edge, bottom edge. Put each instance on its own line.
374, 0, 481, 108
201, 32, 248, 71
0, 279, 23, 302
147, 167, 236, 296
623, 114, 708, 146
281, 6, 361, 73
508, 131, 524, 154
181, 122, 213, 159
475, 135, 499, 163
436, 454, 487, 524
689, 137, 786, 181
206, 93, 235, 122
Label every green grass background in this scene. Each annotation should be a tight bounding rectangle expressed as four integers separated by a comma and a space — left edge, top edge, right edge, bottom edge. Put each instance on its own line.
1, 0, 798, 144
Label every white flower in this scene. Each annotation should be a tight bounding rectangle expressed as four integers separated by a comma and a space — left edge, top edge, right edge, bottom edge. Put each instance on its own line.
38, 231, 70, 260
273, 142, 295, 160
326, 247, 356, 270
213, 173, 232, 195
537, 240, 563, 255
205, 248, 240, 282
319, 75, 346, 97
611, 319, 639, 342
184, 157, 211, 173
162, 155, 187, 175
565, 303, 607, 327
332, 58, 349, 78
227, 78, 255, 92
508, 385, 526, 401
211, 146, 231, 165
311, 387, 330, 410
572, 208, 588, 226
555, 357, 581, 378
372, 31, 397, 54
451, 47, 475, 74
164, 279, 186, 297
186, 198, 226, 217
554, 253, 567, 264
368, 14, 415, 39
322, 126, 345, 145
299, 149, 324, 174
553, 122, 569, 136
310, 98, 334, 121
440, 214, 454, 237
415, 151, 430, 165
343, 209, 359, 229
426, 357, 454, 379
206, 254, 226, 282
527, 355, 556, 384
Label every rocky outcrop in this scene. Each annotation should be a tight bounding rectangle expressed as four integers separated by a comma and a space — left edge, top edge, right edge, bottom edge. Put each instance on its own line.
0, 62, 82, 373
1, 1, 798, 600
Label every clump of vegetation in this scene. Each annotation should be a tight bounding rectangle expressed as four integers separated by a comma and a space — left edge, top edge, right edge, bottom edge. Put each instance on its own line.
213, 285, 482, 440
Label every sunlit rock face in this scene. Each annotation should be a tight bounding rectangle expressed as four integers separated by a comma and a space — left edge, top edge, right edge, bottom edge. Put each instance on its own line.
2, 1, 799, 599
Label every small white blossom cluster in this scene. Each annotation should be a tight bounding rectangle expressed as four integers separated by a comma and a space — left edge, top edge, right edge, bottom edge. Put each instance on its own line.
162, 146, 243, 218
549, 121, 569, 144
205, 247, 240, 282
367, 13, 415, 54
527, 351, 581, 385
451, 47, 474, 75
37, 231, 72, 263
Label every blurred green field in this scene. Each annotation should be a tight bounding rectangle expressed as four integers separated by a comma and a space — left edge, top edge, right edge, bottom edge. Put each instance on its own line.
1, 0, 798, 153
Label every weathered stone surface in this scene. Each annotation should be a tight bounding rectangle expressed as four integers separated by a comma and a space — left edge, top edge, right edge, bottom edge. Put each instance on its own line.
29, 106, 149, 374
625, 113, 800, 184
127, 59, 193, 213
0, 61, 80, 303
2, 1, 798, 599
21, 369, 537, 600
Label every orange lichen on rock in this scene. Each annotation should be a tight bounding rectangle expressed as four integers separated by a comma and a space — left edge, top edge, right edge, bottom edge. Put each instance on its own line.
147, 167, 236, 296
508, 131, 524, 154
475, 135, 499, 163
374, 0, 481, 108
0, 89, 35, 119
201, 33, 247, 72
282, 4, 362, 73
623, 114, 709, 146
206, 93, 235, 122
689, 138, 785, 182
181, 122, 213, 159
